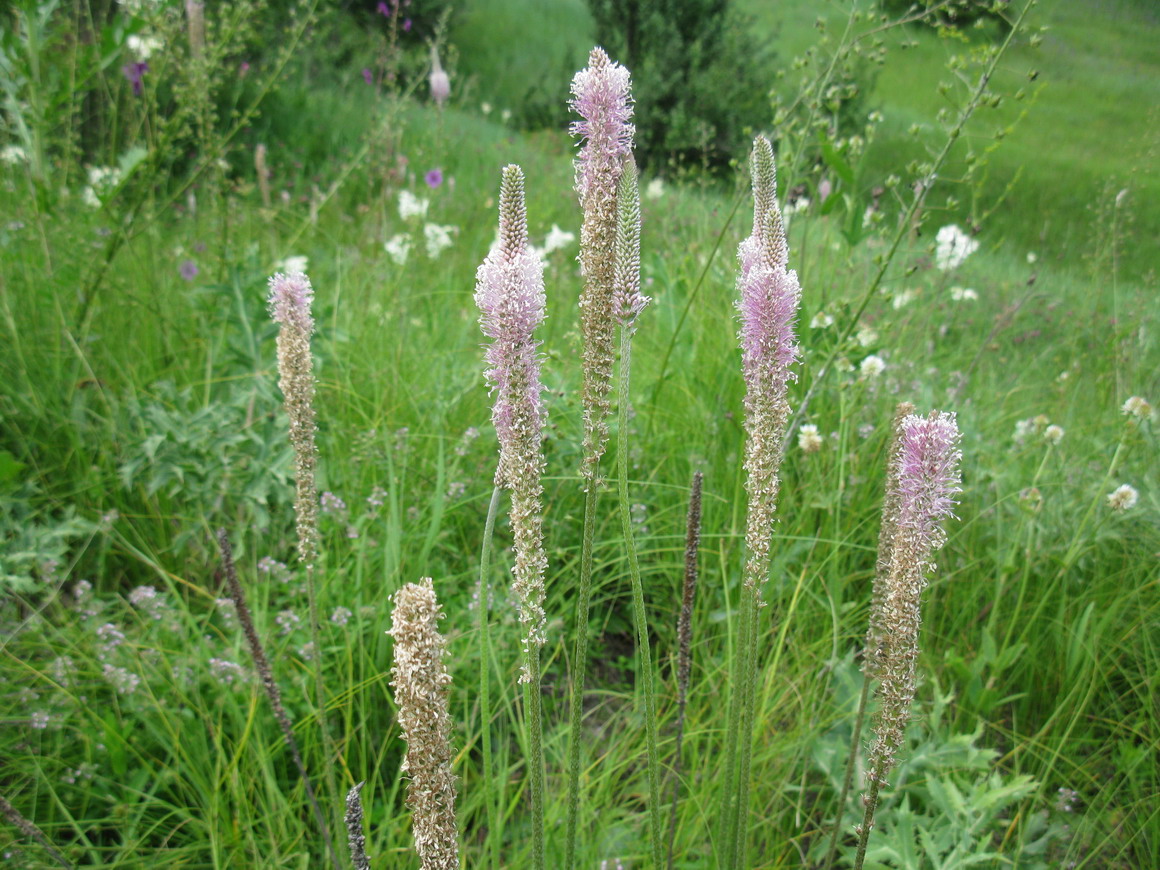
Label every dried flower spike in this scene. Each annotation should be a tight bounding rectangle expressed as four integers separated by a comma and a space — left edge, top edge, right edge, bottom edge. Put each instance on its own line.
475, 164, 548, 666
612, 156, 648, 327
570, 46, 635, 480
389, 579, 459, 870
268, 271, 319, 567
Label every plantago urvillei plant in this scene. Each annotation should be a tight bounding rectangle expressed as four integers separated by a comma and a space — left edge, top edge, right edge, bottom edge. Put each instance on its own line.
721, 135, 802, 869
853, 410, 962, 870
474, 163, 548, 869
563, 45, 635, 870
389, 578, 459, 870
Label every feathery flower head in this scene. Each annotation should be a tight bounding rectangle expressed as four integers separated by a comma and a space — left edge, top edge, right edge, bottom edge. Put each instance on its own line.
268, 271, 315, 335
569, 47, 635, 204
612, 156, 648, 326
1121, 395, 1152, 420
736, 136, 801, 598
475, 165, 548, 663
894, 411, 962, 555
389, 578, 459, 870
1107, 483, 1138, 511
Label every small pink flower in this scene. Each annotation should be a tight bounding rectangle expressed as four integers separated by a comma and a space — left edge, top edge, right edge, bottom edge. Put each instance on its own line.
179, 260, 199, 281
425, 168, 443, 188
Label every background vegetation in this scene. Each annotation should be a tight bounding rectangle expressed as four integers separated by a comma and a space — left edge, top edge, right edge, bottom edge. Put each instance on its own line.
1, 0, 1157, 867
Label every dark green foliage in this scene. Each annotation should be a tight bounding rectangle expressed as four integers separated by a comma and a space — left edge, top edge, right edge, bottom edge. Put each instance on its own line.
585, 0, 774, 173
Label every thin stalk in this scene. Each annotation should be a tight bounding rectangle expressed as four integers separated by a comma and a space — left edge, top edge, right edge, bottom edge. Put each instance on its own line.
563, 479, 600, 870
823, 673, 873, 870
852, 779, 882, 870
305, 562, 339, 823
617, 326, 664, 868
717, 585, 753, 870
0, 793, 72, 869
731, 587, 762, 868
666, 471, 704, 870
478, 486, 502, 870
524, 648, 546, 870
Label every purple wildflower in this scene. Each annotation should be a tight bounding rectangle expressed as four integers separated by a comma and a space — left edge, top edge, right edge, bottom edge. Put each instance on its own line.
425, 168, 444, 188
894, 411, 962, 554
376, 1, 390, 16
179, 260, 199, 281
122, 61, 148, 96
362, 68, 373, 86
239, 61, 250, 77
569, 47, 635, 205
403, 18, 412, 31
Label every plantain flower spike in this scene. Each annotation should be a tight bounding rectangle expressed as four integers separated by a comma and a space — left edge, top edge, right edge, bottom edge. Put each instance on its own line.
389, 579, 460, 870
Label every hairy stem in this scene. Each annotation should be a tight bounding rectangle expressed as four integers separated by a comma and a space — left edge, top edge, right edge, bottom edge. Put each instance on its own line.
478, 486, 502, 870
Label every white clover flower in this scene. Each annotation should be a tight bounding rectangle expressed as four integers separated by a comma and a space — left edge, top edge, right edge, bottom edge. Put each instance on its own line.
645, 177, 665, 200
1026, 251, 1038, 264
2, 144, 29, 165
935, 224, 979, 271
277, 255, 309, 274
856, 325, 878, 348
797, 423, 823, 453
397, 190, 429, 221
1013, 418, 1035, 444
860, 354, 886, 379
423, 222, 457, 259
481, 101, 492, 115
542, 223, 576, 255
1121, 396, 1152, 420
810, 311, 834, 329
892, 288, 916, 309
1043, 424, 1064, 445
1106, 483, 1138, 511
950, 285, 979, 301
127, 33, 163, 60
385, 233, 411, 265
501, 108, 512, 123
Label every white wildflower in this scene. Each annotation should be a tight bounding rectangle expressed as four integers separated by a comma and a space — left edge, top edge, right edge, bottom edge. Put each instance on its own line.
950, 286, 979, 301
1043, 424, 1064, 445
810, 311, 834, 329
423, 222, 457, 259
126, 33, 163, 60
1121, 396, 1152, 420
935, 224, 979, 271
645, 177, 665, 200
1026, 251, 1037, 264
542, 223, 575, 255
892, 288, 916, 309
385, 233, 411, 265
856, 325, 878, 348
1106, 483, 1138, 511
798, 424, 823, 453
860, 354, 886, 379
1, 144, 28, 165
398, 190, 429, 221
276, 255, 309, 274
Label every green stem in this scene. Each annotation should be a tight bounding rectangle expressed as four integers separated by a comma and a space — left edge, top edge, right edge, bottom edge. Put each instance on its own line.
478, 486, 502, 870
718, 585, 753, 870
524, 648, 546, 870
852, 779, 882, 870
304, 562, 339, 832
731, 588, 761, 868
563, 478, 600, 870
617, 326, 664, 868
823, 672, 873, 870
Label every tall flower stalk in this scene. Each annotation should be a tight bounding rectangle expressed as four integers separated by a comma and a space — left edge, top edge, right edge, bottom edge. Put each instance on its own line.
720, 136, 802, 869
267, 270, 337, 813
824, 402, 913, 870
474, 164, 548, 870
563, 46, 635, 870
610, 158, 664, 867
853, 411, 962, 870
389, 578, 460, 870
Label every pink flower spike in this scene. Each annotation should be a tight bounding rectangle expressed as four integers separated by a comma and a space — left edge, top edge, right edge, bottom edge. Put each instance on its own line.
267, 271, 314, 335
894, 411, 962, 552
569, 47, 635, 204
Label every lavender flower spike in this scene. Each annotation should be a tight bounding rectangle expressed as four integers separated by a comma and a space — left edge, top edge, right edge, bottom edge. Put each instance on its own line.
570, 46, 635, 479
475, 164, 548, 667
737, 136, 802, 602
268, 271, 319, 566
868, 410, 962, 782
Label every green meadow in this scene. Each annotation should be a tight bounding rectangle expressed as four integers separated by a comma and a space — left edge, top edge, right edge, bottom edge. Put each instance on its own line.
1, 1, 1156, 867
